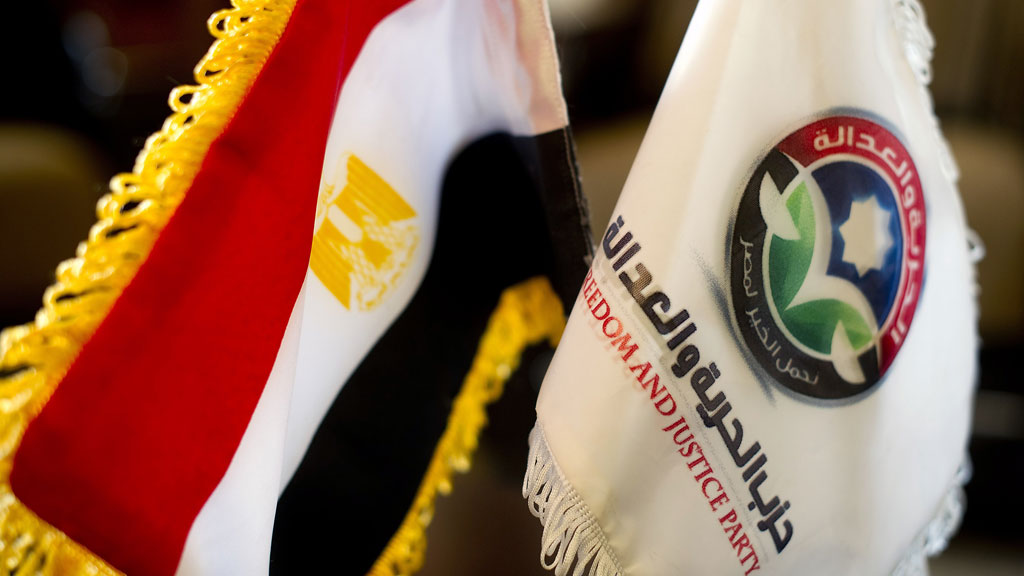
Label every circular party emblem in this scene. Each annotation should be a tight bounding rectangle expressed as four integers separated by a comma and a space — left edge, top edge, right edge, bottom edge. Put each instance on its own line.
730, 114, 926, 400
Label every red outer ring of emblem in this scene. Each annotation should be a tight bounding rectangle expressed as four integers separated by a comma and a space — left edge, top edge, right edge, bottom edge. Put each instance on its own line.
776, 115, 926, 376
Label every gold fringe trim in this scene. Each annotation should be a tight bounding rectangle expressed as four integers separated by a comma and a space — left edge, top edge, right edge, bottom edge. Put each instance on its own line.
0, 1, 297, 572
368, 276, 566, 576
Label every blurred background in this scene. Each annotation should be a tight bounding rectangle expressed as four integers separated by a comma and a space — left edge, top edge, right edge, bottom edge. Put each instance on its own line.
1, 0, 1021, 574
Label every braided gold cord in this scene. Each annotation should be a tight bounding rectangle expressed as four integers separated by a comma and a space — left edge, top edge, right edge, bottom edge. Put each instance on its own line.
369, 276, 565, 576
0, 1, 296, 572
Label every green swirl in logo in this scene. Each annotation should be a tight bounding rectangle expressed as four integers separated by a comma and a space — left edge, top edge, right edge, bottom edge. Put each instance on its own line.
768, 182, 873, 357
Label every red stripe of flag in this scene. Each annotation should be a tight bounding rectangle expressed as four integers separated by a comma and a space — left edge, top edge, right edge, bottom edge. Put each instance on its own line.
10, 1, 409, 574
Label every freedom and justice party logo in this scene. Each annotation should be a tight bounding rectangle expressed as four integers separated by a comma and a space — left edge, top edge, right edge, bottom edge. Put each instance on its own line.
730, 114, 926, 400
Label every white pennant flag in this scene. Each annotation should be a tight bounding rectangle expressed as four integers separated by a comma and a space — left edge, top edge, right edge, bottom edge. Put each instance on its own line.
524, 1, 977, 575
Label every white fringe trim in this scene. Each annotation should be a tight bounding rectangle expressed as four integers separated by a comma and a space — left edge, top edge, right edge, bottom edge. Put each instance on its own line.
889, 5, 974, 573
523, 424, 624, 576
891, 458, 971, 576
525, 421, 969, 576
891, 0, 960, 184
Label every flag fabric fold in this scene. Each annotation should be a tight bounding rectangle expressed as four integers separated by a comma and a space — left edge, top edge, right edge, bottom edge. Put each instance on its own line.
524, 1, 977, 575
0, 0, 590, 574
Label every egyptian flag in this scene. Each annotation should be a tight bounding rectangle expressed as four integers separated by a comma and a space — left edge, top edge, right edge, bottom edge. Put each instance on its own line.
524, 1, 977, 575
0, 0, 591, 574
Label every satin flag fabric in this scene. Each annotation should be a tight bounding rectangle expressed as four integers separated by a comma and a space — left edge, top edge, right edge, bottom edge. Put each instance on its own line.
524, 1, 976, 575
0, 1, 590, 574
